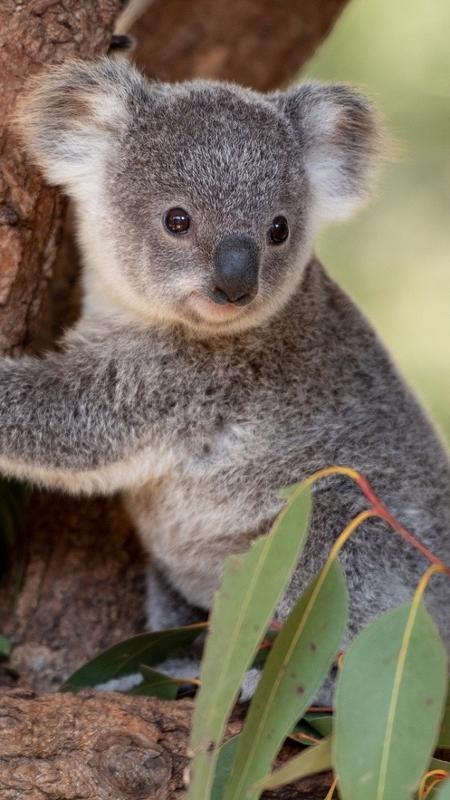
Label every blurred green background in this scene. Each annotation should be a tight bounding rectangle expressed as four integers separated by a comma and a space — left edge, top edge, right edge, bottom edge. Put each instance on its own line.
301, 0, 450, 442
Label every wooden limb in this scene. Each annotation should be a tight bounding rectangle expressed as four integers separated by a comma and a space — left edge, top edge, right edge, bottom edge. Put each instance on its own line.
128, 0, 348, 91
0, 492, 146, 694
0, 690, 332, 799
0, 0, 122, 355
0, 691, 193, 800
0, 490, 333, 798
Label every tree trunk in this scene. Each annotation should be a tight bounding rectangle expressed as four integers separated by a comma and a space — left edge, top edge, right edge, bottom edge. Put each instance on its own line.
0, 0, 122, 355
1, 492, 147, 694
0, 690, 333, 800
0, 1, 348, 797
127, 0, 346, 92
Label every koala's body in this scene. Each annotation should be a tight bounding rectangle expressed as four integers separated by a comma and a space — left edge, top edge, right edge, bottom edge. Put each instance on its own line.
2, 60, 449, 689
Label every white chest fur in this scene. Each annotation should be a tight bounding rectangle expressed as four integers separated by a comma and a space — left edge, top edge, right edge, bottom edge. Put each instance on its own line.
123, 422, 282, 608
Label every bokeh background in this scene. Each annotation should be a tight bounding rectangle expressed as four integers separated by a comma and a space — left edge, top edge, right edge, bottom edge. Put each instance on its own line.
301, 0, 450, 441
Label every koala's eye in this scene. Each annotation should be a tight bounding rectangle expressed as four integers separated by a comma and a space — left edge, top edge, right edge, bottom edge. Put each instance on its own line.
268, 215, 289, 245
164, 207, 191, 235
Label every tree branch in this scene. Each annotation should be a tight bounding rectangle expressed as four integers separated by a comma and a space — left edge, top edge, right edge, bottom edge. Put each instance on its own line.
0, 0, 122, 355
129, 0, 347, 91
0, 689, 332, 799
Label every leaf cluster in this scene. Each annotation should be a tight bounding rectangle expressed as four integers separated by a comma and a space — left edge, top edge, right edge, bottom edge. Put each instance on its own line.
64, 470, 450, 800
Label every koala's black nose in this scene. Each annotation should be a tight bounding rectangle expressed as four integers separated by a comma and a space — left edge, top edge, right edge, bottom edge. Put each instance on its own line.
213, 234, 259, 305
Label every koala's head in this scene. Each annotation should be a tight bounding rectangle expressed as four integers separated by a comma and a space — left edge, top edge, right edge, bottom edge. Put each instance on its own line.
18, 58, 381, 335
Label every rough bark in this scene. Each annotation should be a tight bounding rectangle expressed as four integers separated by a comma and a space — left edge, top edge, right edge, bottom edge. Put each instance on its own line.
128, 0, 347, 92
0, 690, 332, 800
0, 493, 332, 800
0, 0, 122, 355
1, 492, 147, 694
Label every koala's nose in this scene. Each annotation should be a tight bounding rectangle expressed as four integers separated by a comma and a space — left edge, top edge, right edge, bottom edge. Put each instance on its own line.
213, 234, 259, 305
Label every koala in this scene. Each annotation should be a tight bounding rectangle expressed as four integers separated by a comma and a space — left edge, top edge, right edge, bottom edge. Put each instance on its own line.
2, 58, 449, 697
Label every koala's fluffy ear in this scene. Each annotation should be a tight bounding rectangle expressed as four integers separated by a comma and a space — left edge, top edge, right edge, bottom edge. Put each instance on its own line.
15, 58, 146, 193
272, 82, 382, 223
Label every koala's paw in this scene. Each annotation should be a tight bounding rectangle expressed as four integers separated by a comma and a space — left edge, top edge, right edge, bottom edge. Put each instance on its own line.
238, 667, 336, 707
95, 672, 144, 692
94, 662, 265, 703
95, 658, 201, 694
154, 656, 202, 680
239, 668, 262, 702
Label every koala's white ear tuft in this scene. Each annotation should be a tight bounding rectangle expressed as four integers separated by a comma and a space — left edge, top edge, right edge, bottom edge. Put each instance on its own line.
272, 82, 383, 224
15, 58, 147, 193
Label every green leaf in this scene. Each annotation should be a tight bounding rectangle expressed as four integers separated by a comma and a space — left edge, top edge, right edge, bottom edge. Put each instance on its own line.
127, 665, 182, 699
438, 685, 450, 748
335, 601, 447, 800
61, 623, 206, 691
0, 635, 11, 657
278, 484, 299, 500
251, 627, 279, 671
417, 757, 450, 798
305, 714, 334, 739
211, 737, 240, 800
424, 761, 450, 800
434, 779, 450, 799
223, 560, 348, 800
254, 736, 333, 791
290, 717, 326, 746
187, 486, 312, 800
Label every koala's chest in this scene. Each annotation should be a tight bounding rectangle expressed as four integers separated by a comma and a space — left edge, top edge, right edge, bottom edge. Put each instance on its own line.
132, 415, 273, 528
124, 418, 289, 605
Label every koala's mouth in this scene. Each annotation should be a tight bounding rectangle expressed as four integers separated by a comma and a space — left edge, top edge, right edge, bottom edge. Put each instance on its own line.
187, 291, 253, 323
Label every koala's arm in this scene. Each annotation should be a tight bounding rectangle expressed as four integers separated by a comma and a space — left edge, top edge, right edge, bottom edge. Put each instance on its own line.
0, 330, 166, 494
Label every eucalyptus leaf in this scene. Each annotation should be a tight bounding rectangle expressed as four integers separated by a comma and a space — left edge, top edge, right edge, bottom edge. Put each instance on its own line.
223, 559, 347, 800
251, 627, 279, 671
254, 736, 333, 791
438, 685, 450, 748
187, 486, 312, 800
290, 717, 325, 746
335, 601, 447, 800
127, 665, 182, 699
61, 623, 206, 691
305, 714, 333, 739
211, 737, 240, 800
423, 760, 450, 800
0, 635, 11, 657
434, 778, 450, 799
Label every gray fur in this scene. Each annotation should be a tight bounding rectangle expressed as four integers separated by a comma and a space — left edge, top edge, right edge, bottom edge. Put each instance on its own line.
4, 59, 449, 700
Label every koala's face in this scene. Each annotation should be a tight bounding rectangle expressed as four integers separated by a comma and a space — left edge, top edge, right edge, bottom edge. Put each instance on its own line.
19, 60, 380, 335
103, 82, 310, 333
